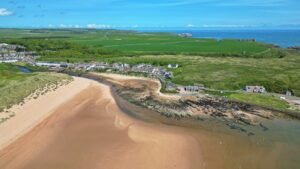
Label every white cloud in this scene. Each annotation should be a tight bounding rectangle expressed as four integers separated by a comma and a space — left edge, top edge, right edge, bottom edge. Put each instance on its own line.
74, 25, 81, 28
87, 24, 111, 29
48, 24, 82, 28
59, 24, 67, 28
186, 24, 195, 27
0, 8, 12, 16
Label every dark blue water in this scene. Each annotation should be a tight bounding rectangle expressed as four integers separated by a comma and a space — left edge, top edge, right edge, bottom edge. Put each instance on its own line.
141, 30, 300, 48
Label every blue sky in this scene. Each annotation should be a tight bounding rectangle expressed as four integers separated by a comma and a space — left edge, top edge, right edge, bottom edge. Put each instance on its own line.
0, 0, 300, 29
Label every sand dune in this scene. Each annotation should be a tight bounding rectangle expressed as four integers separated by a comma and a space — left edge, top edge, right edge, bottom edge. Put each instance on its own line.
0, 77, 93, 151
0, 78, 202, 169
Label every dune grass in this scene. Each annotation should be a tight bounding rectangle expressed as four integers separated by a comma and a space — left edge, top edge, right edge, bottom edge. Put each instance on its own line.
0, 64, 72, 112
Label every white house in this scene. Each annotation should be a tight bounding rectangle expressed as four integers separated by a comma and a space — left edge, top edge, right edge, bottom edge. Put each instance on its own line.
36, 62, 61, 68
245, 86, 266, 93
168, 64, 179, 69
0, 59, 18, 63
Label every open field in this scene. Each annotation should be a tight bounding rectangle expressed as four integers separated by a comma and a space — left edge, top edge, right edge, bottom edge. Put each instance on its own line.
205, 90, 290, 110
0, 28, 286, 58
0, 64, 72, 112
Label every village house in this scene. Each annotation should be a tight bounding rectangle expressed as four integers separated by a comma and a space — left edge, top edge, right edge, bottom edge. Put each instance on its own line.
167, 64, 179, 69
0, 59, 18, 63
184, 86, 200, 92
245, 86, 266, 93
86, 64, 96, 71
151, 68, 161, 76
36, 62, 61, 68
151, 67, 168, 78
95, 62, 111, 69
164, 71, 173, 79
0, 43, 37, 63
177, 83, 205, 94
131, 64, 154, 73
165, 81, 177, 91
112, 63, 131, 72
177, 86, 200, 93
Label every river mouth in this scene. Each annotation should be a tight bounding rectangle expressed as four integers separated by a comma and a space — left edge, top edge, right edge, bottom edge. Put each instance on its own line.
87, 73, 300, 169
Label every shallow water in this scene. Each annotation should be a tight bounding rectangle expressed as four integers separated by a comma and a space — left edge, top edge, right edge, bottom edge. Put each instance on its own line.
17, 66, 32, 73
114, 89, 300, 169
194, 118, 300, 169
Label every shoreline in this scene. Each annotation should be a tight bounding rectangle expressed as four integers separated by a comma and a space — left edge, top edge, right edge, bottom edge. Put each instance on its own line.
1, 73, 300, 169
88, 72, 300, 120
0, 77, 93, 151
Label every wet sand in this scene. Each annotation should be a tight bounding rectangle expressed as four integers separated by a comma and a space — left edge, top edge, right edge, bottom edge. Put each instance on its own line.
0, 79, 202, 169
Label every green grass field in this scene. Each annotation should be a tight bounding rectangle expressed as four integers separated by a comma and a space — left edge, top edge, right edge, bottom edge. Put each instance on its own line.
0, 28, 286, 58
0, 64, 72, 112
205, 90, 290, 110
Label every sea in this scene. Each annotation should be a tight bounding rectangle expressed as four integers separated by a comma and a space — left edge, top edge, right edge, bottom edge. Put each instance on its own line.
140, 29, 300, 48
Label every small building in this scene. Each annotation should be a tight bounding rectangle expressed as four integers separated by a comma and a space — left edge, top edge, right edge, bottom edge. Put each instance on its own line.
165, 81, 177, 91
0, 59, 18, 63
185, 86, 200, 92
86, 64, 96, 71
245, 86, 266, 93
36, 62, 61, 68
151, 68, 161, 76
167, 64, 179, 69
164, 72, 173, 79
131, 64, 154, 73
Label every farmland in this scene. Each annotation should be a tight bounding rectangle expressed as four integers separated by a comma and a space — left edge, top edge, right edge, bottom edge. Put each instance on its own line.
0, 28, 285, 58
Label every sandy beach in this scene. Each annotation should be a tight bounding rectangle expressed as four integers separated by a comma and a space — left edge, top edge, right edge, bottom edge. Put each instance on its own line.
0, 76, 202, 169
0, 77, 93, 150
